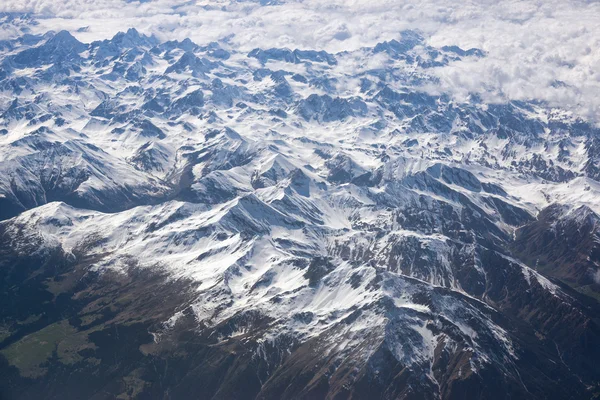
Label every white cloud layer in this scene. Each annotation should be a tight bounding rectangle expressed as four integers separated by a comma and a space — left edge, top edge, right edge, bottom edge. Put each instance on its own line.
2, 0, 600, 122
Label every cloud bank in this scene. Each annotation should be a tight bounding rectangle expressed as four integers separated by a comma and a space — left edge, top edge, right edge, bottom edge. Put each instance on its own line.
2, 0, 600, 122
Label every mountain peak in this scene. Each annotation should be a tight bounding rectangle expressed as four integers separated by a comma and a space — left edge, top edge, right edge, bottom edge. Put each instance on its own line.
110, 27, 158, 48
45, 30, 86, 52
50, 30, 79, 43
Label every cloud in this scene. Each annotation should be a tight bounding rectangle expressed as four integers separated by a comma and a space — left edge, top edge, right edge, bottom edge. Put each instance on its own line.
2, 0, 600, 122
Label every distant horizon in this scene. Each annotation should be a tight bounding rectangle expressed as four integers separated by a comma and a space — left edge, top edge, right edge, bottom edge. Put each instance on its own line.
1, 0, 600, 123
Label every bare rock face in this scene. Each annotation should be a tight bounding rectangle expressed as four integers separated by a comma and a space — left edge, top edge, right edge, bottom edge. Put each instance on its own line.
1, 23, 600, 400
513, 204, 600, 299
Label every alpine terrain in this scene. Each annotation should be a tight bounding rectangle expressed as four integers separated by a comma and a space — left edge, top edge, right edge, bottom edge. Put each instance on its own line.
1, 11, 600, 400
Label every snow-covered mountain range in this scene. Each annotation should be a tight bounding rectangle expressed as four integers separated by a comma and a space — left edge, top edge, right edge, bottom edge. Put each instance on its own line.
1, 20, 600, 399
